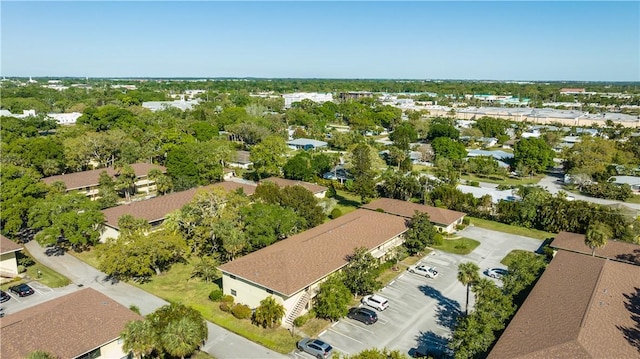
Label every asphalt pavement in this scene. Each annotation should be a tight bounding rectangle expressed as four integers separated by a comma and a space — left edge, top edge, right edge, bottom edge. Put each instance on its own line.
23, 241, 289, 359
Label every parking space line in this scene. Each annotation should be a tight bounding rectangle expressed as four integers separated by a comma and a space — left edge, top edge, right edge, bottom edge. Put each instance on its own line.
327, 328, 363, 344
340, 320, 374, 333
330, 344, 351, 355
7, 294, 21, 304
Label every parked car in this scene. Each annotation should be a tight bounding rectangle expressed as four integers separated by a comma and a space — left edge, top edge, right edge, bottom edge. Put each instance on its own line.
347, 307, 378, 325
362, 294, 389, 311
486, 268, 508, 279
413, 343, 454, 358
297, 338, 333, 359
9, 283, 34, 297
0, 290, 10, 303
408, 264, 439, 278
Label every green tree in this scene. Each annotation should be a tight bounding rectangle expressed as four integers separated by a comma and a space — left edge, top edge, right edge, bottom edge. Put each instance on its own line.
161, 317, 204, 359
148, 168, 173, 195
334, 348, 408, 359
114, 164, 137, 202
457, 262, 480, 315
474, 117, 507, 138
279, 185, 325, 229
191, 255, 221, 283
241, 203, 300, 250
502, 251, 546, 298
349, 143, 377, 202
121, 320, 156, 359
343, 247, 381, 296
166, 147, 199, 191
585, 222, 612, 256
252, 296, 286, 328
403, 212, 437, 255
389, 122, 418, 151
117, 214, 151, 238
250, 135, 288, 179
313, 275, 352, 321
426, 120, 459, 141
513, 138, 554, 175
0, 165, 48, 237
431, 137, 467, 160
26, 351, 57, 359
283, 151, 314, 181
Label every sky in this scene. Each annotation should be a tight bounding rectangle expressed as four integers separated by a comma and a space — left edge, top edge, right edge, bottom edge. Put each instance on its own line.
1, 1, 639, 81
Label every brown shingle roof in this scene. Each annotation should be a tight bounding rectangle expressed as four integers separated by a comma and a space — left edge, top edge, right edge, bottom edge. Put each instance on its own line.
361, 198, 466, 226
218, 209, 408, 296
551, 231, 640, 265
102, 182, 256, 228
0, 234, 22, 255
488, 250, 640, 359
261, 177, 327, 195
0, 288, 142, 359
42, 163, 166, 190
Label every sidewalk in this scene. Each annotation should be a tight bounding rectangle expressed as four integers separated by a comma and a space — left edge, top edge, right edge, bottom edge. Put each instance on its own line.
24, 241, 289, 359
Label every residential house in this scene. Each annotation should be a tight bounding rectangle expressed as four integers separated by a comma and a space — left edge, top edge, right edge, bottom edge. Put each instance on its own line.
217, 209, 408, 326
609, 176, 640, 194
100, 182, 256, 241
489, 231, 640, 358
0, 288, 142, 359
46, 112, 82, 125
286, 138, 328, 151
466, 149, 513, 168
361, 198, 466, 233
42, 163, 166, 200
456, 184, 519, 204
229, 150, 253, 170
0, 235, 22, 278
260, 177, 328, 198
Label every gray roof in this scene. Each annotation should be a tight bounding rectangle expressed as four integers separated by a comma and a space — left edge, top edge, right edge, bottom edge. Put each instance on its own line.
609, 176, 640, 186
467, 149, 514, 160
456, 185, 519, 204
286, 138, 328, 147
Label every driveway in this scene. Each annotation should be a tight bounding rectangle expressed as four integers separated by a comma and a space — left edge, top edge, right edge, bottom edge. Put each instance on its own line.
23, 241, 288, 359
318, 226, 544, 356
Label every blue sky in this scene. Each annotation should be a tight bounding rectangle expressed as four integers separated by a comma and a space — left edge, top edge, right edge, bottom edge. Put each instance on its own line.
2, 1, 638, 81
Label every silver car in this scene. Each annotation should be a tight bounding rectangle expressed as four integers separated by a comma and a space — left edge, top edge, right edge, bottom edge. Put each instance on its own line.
297, 338, 333, 359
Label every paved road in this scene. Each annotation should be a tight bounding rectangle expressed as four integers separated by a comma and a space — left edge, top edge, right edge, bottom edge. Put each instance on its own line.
24, 241, 289, 359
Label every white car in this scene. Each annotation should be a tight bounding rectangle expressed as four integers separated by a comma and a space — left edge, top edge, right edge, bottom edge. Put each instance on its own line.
408, 264, 439, 278
361, 294, 389, 311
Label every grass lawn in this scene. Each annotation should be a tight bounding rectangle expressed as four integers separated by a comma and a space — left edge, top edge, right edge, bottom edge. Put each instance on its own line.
625, 195, 640, 204
501, 249, 540, 267
332, 189, 362, 215
2, 250, 71, 290
460, 173, 544, 186
433, 238, 480, 255
468, 217, 555, 241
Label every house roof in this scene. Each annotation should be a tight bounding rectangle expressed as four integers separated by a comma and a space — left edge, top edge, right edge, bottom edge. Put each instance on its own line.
261, 177, 327, 195
218, 209, 408, 296
42, 163, 166, 190
286, 138, 328, 147
361, 198, 465, 227
551, 231, 640, 266
488, 250, 640, 359
102, 182, 256, 229
610, 176, 640, 186
0, 288, 142, 359
0, 234, 22, 255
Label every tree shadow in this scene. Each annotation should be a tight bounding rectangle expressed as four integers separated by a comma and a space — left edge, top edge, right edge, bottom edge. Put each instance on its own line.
616, 249, 640, 266
617, 286, 640, 352
418, 285, 461, 330
408, 330, 452, 358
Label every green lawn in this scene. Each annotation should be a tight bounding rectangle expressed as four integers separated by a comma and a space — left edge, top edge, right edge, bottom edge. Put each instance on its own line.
460, 173, 544, 186
433, 237, 480, 255
468, 217, 554, 240
501, 250, 539, 266
332, 189, 362, 215
625, 195, 640, 204
1, 250, 71, 290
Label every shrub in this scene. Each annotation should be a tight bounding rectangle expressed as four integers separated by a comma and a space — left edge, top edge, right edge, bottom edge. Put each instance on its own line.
231, 303, 252, 319
330, 208, 342, 219
462, 217, 470, 225
327, 185, 337, 198
129, 305, 141, 315
209, 289, 224, 301
221, 295, 234, 303
219, 302, 231, 312
293, 314, 309, 327
375, 208, 385, 213
433, 233, 444, 246
16, 252, 35, 267
17, 265, 26, 273
468, 180, 480, 187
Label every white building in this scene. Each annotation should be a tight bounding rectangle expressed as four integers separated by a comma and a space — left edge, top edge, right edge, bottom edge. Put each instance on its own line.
282, 92, 333, 109
47, 112, 82, 125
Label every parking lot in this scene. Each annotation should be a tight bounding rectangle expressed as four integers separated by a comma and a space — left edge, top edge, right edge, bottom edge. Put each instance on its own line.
1, 281, 78, 316
315, 226, 543, 356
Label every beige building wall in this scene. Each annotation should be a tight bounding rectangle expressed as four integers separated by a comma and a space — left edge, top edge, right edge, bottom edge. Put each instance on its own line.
100, 226, 120, 243
0, 252, 19, 277
95, 338, 129, 359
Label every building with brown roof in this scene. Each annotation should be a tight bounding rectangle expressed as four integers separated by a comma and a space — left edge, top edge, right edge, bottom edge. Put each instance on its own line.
42, 163, 166, 199
551, 231, 640, 266
361, 198, 466, 233
0, 288, 142, 359
261, 176, 328, 198
489, 234, 640, 359
0, 234, 22, 278
100, 181, 256, 241
218, 209, 408, 326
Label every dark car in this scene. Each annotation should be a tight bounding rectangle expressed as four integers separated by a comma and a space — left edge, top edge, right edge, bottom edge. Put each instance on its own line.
9, 283, 34, 297
0, 290, 10, 303
414, 344, 453, 358
297, 338, 333, 359
347, 307, 378, 325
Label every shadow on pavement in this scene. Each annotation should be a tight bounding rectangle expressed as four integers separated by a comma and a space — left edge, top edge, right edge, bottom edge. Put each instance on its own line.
418, 285, 461, 330
409, 330, 452, 358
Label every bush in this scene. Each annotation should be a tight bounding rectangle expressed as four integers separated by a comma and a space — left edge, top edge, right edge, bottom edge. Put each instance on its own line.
433, 233, 444, 246
17, 265, 26, 273
209, 289, 224, 301
468, 180, 480, 187
293, 314, 309, 327
462, 217, 470, 225
330, 208, 342, 219
129, 305, 141, 315
221, 295, 234, 303
16, 252, 35, 267
219, 302, 231, 312
231, 303, 252, 319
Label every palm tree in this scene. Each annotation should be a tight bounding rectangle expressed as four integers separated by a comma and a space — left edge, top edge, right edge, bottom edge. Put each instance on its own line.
253, 296, 286, 328
161, 317, 203, 359
121, 320, 156, 359
585, 222, 612, 256
457, 262, 480, 315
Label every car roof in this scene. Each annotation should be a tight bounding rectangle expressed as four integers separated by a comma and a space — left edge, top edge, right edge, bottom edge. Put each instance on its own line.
358, 307, 377, 314
369, 294, 387, 301
311, 339, 330, 348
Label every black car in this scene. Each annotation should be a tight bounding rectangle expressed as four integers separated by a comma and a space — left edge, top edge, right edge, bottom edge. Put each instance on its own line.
9, 283, 34, 297
347, 307, 378, 325
0, 290, 10, 303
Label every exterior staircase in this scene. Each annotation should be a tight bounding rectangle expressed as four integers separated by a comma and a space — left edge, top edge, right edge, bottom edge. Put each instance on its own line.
284, 292, 310, 327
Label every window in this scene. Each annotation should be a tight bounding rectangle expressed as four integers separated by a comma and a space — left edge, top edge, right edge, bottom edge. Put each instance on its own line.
77, 348, 101, 359
230, 274, 236, 280
266, 289, 273, 294
230, 289, 236, 296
